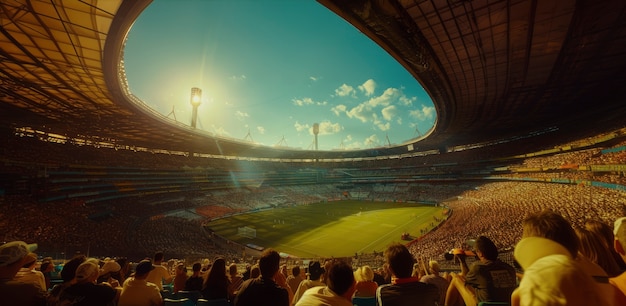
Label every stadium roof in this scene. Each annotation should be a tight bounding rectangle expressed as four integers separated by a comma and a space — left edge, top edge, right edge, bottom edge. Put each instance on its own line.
1, 0, 626, 160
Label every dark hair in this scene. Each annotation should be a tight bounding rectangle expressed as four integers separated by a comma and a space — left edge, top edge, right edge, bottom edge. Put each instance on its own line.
523, 210, 579, 257
384, 243, 414, 278
475, 236, 498, 260
193, 262, 202, 272
154, 251, 164, 262
204, 257, 228, 297
259, 249, 280, 278
60, 255, 86, 282
326, 261, 355, 296
291, 266, 300, 277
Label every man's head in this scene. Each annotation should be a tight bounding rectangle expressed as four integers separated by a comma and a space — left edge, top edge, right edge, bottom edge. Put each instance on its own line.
308, 261, 324, 280
153, 251, 164, 262
522, 210, 578, 258
60, 255, 86, 283
192, 262, 202, 273
291, 265, 300, 278
0, 241, 37, 278
326, 261, 356, 300
74, 260, 99, 283
0, 241, 37, 267
135, 260, 155, 279
259, 249, 280, 278
384, 242, 415, 278
475, 236, 499, 261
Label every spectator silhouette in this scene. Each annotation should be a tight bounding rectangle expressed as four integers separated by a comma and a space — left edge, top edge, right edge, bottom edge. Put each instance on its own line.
512, 210, 608, 306
445, 236, 516, 306
377, 242, 438, 306
295, 260, 356, 306
234, 249, 290, 306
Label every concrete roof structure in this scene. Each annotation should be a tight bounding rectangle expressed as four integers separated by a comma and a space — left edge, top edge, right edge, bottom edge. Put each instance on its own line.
1, 0, 626, 160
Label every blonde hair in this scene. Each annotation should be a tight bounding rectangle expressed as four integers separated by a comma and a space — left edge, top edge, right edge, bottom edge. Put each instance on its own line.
353, 265, 374, 282
428, 260, 440, 274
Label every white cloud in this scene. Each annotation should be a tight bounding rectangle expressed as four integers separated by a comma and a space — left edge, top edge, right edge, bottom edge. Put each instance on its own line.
256, 126, 265, 134
399, 95, 415, 106
294, 121, 310, 132
381, 105, 397, 121
293, 97, 327, 106
367, 87, 400, 107
364, 134, 379, 147
376, 122, 391, 131
346, 103, 374, 123
335, 84, 355, 97
409, 104, 436, 121
358, 79, 376, 96
316, 121, 343, 135
229, 75, 247, 80
235, 110, 249, 121
293, 97, 315, 106
331, 104, 347, 116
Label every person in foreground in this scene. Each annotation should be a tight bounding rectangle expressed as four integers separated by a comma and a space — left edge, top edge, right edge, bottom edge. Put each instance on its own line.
511, 210, 609, 306
118, 259, 163, 306
234, 248, 292, 306
610, 216, 626, 304
377, 242, 439, 306
295, 260, 356, 306
0, 241, 46, 306
445, 236, 516, 306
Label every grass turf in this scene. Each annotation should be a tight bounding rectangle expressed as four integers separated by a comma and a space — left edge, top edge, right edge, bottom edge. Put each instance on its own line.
205, 200, 444, 258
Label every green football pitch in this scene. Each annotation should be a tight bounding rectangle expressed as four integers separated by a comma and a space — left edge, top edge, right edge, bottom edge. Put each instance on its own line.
205, 200, 444, 258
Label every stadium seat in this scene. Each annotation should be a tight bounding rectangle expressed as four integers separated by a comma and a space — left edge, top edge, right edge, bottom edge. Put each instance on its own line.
196, 298, 230, 306
353, 296, 376, 306
196, 299, 210, 306
176, 290, 203, 303
164, 297, 195, 306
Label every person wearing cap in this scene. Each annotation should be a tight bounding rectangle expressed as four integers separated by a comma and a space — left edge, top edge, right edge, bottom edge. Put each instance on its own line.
234, 249, 291, 306
510, 210, 608, 306
47, 255, 86, 306
376, 242, 439, 306
295, 260, 356, 306
0, 241, 46, 306
13, 252, 46, 291
97, 257, 122, 284
444, 236, 516, 306
118, 259, 163, 306
58, 258, 119, 306
610, 216, 626, 305
292, 260, 325, 304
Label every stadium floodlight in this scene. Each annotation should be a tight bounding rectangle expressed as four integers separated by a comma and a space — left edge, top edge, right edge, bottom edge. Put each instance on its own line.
190, 87, 202, 128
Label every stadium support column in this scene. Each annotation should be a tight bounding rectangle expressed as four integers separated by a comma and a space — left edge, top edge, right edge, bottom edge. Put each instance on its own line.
313, 123, 319, 151
189, 87, 202, 157
190, 87, 202, 128
313, 123, 319, 162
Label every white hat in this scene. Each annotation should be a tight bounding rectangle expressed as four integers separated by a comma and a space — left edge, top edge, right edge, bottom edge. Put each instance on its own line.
0, 241, 37, 267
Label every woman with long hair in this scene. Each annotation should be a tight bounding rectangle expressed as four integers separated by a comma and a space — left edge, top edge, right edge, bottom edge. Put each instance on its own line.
201, 257, 231, 301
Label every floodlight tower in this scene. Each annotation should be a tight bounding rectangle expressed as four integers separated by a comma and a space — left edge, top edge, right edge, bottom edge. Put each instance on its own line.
190, 87, 202, 128
313, 123, 319, 151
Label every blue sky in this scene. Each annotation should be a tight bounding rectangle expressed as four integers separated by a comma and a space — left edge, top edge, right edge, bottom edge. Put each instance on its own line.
123, 0, 435, 151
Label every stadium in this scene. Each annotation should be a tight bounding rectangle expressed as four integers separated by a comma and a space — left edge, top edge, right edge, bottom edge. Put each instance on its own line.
2, 0, 626, 304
